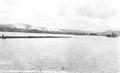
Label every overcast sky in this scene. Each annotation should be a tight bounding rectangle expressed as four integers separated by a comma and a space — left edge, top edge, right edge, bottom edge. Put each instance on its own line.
0, 0, 120, 31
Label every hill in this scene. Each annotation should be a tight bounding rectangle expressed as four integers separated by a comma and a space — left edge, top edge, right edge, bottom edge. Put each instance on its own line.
0, 24, 120, 38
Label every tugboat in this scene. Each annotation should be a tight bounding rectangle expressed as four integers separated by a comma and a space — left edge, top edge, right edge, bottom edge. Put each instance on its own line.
106, 32, 119, 38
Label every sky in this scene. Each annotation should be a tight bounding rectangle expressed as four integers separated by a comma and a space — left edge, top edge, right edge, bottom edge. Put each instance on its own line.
0, 0, 120, 31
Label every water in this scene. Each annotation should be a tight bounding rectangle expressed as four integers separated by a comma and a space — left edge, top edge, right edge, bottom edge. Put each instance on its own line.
0, 32, 119, 73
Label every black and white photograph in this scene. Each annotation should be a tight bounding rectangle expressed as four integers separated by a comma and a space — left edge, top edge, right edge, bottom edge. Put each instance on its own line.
0, 0, 119, 73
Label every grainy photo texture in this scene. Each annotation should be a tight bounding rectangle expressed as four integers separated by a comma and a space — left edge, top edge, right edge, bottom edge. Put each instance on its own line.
0, 0, 119, 73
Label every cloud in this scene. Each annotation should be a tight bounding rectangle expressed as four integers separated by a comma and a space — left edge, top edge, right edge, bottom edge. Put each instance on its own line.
57, 0, 119, 31
75, 5, 116, 20
0, 0, 120, 31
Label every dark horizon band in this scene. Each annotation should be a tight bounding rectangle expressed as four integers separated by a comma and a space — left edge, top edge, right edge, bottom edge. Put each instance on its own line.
0, 32, 118, 39
0, 35, 71, 39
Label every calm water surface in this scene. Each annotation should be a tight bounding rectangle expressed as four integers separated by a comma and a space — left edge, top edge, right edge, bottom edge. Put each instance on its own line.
0, 32, 119, 72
